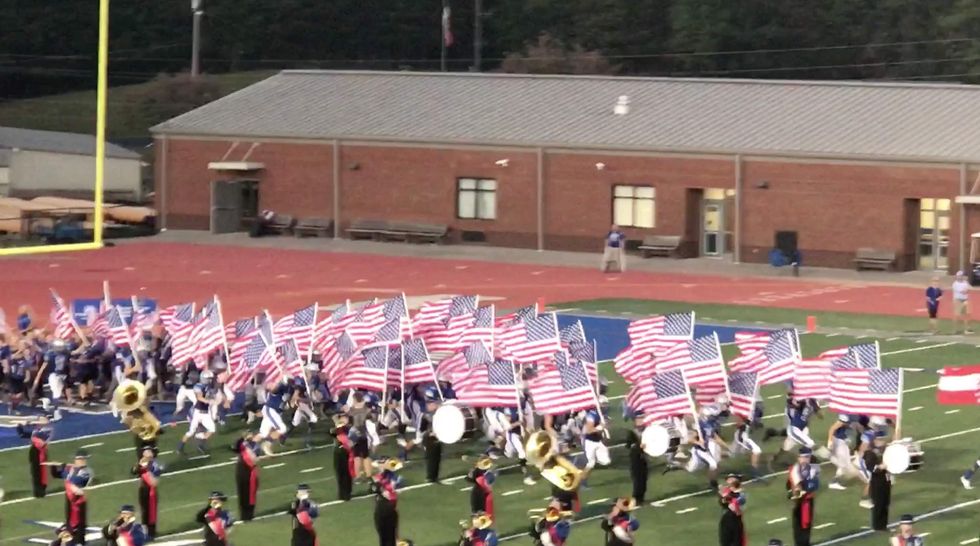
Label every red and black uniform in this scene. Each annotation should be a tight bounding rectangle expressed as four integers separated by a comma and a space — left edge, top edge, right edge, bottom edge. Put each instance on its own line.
195, 503, 232, 546
235, 438, 260, 521
601, 512, 640, 546
551, 485, 581, 514
371, 471, 400, 546
288, 498, 320, 546
331, 424, 355, 501
17, 422, 52, 497
786, 462, 820, 546
51, 463, 92, 545
465, 468, 494, 519
132, 459, 162, 539
718, 487, 747, 546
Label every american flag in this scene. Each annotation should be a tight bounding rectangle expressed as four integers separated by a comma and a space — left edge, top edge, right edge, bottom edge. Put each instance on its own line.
734, 328, 799, 356
382, 294, 411, 337
728, 371, 759, 418
792, 359, 834, 400
848, 342, 881, 369
107, 306, 133, 347
87, 307, 111, 340
559, 321, 587, 346
159, 303, 194, 334
628, 312, 695, 350
275, 338, 305, 379
321, 331, 358, 384
129, 302, 157, 337
254, 312, 282, 382
829, 368, 901, 417
527, 351, 597, 414
455, 358, 520, 408
498, 313, 562, 362
346, 299, 388, 343
370, 318, 405, 346
49, 290, 77, 340
401, 338, 437, 385
633, 369, 694, 425
435, 341, 492, 381
614, 345, 655, 384
338, 345, 390, 393
728, 331, 798, 385
456, 305, 494, 347
274, 303, 317, 354
227, 334, 271, 392
227, 317, 258, 365
412, 295, 478, 334
190, 300, 226, 368
495, 304, 537, 330
568, 339, 598, 384
654, 334, 727, 390
312, 301, 350, 352
819, 346, 849, 360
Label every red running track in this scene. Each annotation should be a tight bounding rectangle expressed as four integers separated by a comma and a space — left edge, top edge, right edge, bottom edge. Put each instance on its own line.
0, 242, 942, 321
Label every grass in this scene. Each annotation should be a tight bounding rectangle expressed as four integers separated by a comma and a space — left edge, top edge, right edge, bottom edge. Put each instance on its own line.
0, 71, 274, 139
1, 303, 979, 545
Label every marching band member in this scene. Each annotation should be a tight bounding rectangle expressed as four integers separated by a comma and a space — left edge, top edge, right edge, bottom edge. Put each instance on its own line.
864, 431, 891, 531
465, 456, 496, 518
581, 404, 611, 487
529, 506, 572, 546
50, 523, 77, 546
101, 504, 147, 546
259, 378, 292, 454
177, 370, 216, 455
288, 483, 320, 546
772, 397, 819, 468
786, 447, 820, 546
460, 511, 498, 546
891, 514, 925, 546
289, 378, 318, 449
196, 491, 232, 546
131, 448, 162, 539
624, 410, 649, 504
331, 413, 356, 501
419, 388, 443, 483
731, 414, 765, 480
718, 473, 747, 546
51, 449, 93, 545
348, 392, 375, 480
601, 496, 640, 546
961, 456, 980, 489
856, 420, 886, 508
372, 458, 404, 546
235, 430, 261, 521
16, 413, 53, 497
826, 414, 856, 490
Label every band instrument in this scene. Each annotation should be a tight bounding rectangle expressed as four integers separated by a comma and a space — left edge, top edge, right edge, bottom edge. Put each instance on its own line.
524, 431, 583, 491
115, 380, 161, 441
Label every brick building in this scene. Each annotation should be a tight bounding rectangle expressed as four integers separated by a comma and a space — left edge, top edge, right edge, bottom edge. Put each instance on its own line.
151, 71, 980, 273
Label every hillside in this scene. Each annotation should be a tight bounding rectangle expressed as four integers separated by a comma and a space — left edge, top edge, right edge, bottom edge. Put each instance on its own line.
0, 71, 274, 140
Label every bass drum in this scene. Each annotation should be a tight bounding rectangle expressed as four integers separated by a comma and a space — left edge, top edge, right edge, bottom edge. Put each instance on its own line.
883, 440, 924, 474
641, 424, 671, 457
433, 404, 477, 444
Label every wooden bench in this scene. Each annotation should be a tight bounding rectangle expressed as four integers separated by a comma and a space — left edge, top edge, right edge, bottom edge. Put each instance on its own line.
637, 235, 682, 258
266, 213, 295, 235
383, 222, 449, 244
293, 217, 333, 238
346, 219, 389, 240
853, 248, 896, 271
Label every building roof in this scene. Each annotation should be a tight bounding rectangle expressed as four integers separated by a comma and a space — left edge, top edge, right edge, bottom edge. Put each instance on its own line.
0, 126, 141, 160
152, 70, 980, 163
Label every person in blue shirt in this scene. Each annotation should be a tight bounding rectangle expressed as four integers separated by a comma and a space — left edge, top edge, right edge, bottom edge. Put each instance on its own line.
52, 450, 93, 544
178, 371, 217, 455
288, 378, 317, 448
17, 413, 54, 497
786, 447, 820, 546
196, 491, 232, 546
925, 277, 943, 334
602, 224, 627, 273
259, 378, 292, 453
43, 339, 73, 406
132, 448, 163, 539
771, 396, 819, 469
102, 504, 147, 546
288, 484, 319, 546
17, 305, 34, 334
5, 339, 36, 413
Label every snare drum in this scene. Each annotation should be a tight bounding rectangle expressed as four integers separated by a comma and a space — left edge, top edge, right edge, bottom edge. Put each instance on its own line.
433, 404, 478, 444
882, 439, 924, 474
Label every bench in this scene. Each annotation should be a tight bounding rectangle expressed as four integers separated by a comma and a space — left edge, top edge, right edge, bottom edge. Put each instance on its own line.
853, 248, 896, 271
346, 219, 390, 240
383, 222, 449, 244
293, 217, 333, 238
637, 235, 682, 258
266, 213, 295, 235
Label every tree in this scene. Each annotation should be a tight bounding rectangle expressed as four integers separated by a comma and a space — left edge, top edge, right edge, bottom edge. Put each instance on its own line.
499, 32, 617, 74
124, 73, 221, 132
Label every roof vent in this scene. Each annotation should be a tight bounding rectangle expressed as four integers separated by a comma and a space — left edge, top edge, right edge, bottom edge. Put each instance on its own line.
613, 95, 630, 115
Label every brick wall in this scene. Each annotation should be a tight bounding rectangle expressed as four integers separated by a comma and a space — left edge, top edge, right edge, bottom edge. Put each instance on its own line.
156, 136, 971, 272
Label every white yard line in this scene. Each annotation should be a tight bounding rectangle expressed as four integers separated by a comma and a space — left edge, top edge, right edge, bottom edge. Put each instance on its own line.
767, 517, 787, 524
946, 409, 962, 415
264, 462, 286, 469
815, 522, 836, 530
79, 442, 103, 449
115, 446, 132, 453
502, 489, 524, 497
884, 342, 956, 355
300, 467, 322, 474
959, 538, 979, 545
676, 507, 698, 514
908, 406, 924, 412
587, 497, 610, 505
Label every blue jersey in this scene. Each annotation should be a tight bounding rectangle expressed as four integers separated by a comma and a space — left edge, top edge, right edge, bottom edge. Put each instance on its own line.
265, 383, 291, 411
698, 416, 721, 441
193, 383, 213, 412
472, 528, 499, 546
16, 313, 31, 332
9, 355, 31, 379
55, 464, 92, 489
32, 425, 53, 443
46, 349, 71, 374
833, 415, 853, 440
786, 401, 814, 429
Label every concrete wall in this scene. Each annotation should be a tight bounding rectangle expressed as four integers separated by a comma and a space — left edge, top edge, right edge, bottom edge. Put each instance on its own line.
156, 135, 973, 272
9, 149, 142, 201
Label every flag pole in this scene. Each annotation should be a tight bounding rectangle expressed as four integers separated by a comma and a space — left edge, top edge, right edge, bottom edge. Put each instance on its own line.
422, 339, 443, 401
578, 353, 609, 439
262, 309, 287, 380
894, 368, 904, 441
682, 369, 698, 419
381, 345, 390, 413
116, 304, 142, 370
213, 295, 233, 373
300, 303, 319, 400
102, 280, 111, 309
510, 359, 525, 426
440, 0, 449, 72
52, 289, 89, 345
400, 341, 407, 419
713, 332, 731, 400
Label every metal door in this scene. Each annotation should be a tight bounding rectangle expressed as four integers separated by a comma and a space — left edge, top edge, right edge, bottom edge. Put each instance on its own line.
917, 198, 950, 270
702, 200, 724, 256
210, 180, 243, 234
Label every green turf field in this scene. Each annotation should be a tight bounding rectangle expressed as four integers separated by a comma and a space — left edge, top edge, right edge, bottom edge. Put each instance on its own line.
1, 300, 978, 546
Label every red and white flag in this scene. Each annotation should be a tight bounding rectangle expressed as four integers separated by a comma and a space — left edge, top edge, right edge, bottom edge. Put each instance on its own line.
49, 290, 78, 341
337, 345, 391, 393
654, 334, 727, 400
275, 338, 305, 379
792, 359, 833, 400
630, 369, 695, 426
727, 330, 798, 385
498, 313, 562, 362
321, 331, 359, 385
412, 295, 478, 335
628, 312, 695, 350
401, 338, 438, 385
937, 365, 980, 405
614, 345, 655, 384
437, 341, 491, 382
455, 355, 521, 408
274, 303, 317, 355
527, 350, 596, 415
728, 371, 759, 418
829, 368, 902, 417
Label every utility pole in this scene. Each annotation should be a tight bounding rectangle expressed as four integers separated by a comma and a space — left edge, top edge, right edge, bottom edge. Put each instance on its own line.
191, 0, 203, 78
440, 0, 449, 72
473, 0, 482, 71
